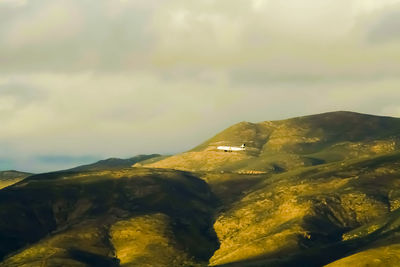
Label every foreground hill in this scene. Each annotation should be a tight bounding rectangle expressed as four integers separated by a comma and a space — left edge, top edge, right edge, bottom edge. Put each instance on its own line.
0, 171, 32, 189
1, 111, 400, 266
0, 168, 217, 266
142, 111, 400, 173
208, 151, 400, 266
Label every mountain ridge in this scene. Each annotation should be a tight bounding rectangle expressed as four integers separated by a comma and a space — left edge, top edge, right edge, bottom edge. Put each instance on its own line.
0, 170, 32, 189
1, 111, 400, 266
143, 111, 400, 173
67, 154, 162, 172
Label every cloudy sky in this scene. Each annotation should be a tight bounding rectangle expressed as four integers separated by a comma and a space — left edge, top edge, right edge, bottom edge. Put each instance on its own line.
1, 0, 400, 172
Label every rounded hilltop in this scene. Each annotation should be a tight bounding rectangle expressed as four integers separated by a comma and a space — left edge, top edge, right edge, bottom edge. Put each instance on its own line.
141, 111, 400, 173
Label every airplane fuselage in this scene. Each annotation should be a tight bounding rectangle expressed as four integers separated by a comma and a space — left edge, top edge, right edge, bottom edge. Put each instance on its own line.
217, 144, 246, 152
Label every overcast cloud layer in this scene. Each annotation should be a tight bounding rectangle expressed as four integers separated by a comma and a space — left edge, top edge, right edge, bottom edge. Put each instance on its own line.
1, 0, 400, 172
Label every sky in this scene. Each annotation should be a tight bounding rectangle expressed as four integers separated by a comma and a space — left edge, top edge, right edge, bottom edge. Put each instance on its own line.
1, 0, 400, 172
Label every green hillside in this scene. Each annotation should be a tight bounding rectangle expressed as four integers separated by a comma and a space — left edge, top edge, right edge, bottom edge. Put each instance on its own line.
1, 111, 400, 266
0, 171, 32, 189
0, 168, 218, 266
144, 111, 400, 173
208, 151, 400, 266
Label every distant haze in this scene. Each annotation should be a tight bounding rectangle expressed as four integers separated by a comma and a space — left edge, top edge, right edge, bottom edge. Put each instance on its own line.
1, 0, 400, 172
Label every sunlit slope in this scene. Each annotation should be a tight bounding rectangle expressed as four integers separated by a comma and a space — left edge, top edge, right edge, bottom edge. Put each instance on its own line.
0, 171, 32, 189
324, 205, 400, 266
2, 111, 400, 266
143, 111, 400, 172
0, 168, 218, 266
3, 153, 400, 266
209, 151, 400, 266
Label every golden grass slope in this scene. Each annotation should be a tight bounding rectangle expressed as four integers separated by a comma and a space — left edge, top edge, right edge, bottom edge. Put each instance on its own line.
325, 244, 400, 267
0, 171, 31, 189
208, 152, 400, 266
142, 112, 400, 173
110, 213, 196, 266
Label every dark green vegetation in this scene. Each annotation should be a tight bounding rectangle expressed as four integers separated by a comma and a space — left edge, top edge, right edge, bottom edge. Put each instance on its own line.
1, 111, 400, 266
0, 171, 32, 189
0, 168, 217, 266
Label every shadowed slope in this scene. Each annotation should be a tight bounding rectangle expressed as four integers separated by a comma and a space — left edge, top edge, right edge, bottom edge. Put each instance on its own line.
0, 168, 218, 266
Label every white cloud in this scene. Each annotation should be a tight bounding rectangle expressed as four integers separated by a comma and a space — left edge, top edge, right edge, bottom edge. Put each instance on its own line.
0, 71, 241, 157
1, 0, 400, 171
251, 0, 268, 11
0, 96, 16, 111
5, 1, 83, 47
2, 0, 400, 72
353, 0, 400, 14
0, 0, 26, 7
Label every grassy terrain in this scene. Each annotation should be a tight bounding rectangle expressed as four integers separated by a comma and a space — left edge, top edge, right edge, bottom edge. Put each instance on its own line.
0, 168, 218, 266
144, 111, 400, 173
208, 151, 400, 266
0, 171, 32, 189
1, 111, 400, 266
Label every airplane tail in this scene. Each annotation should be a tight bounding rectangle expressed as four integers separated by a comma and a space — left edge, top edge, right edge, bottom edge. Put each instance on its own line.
241, 144, 246, 149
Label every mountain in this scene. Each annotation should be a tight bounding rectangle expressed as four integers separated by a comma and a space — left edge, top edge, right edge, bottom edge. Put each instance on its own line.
0, 170, 32, 189
143, 111, 400, 173
68, 154, 163, 172
1, 111, 400, 266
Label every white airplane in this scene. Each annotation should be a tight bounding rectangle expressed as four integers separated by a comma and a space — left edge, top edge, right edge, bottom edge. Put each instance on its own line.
217, 144, 246, 152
